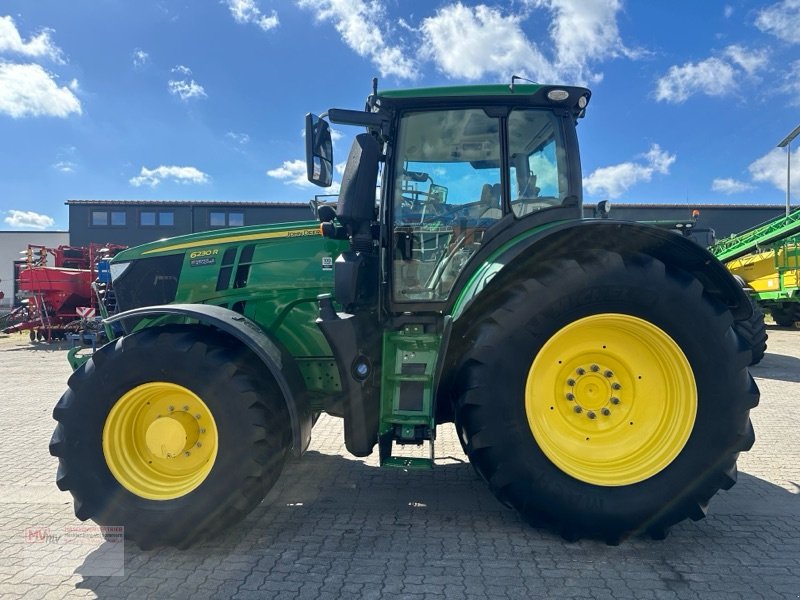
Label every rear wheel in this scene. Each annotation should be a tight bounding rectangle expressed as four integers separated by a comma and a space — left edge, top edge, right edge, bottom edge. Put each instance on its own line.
733, 297, 767, 365
771, 306, 798, 327
454, 251, 758, 542
50, 325, 291, 548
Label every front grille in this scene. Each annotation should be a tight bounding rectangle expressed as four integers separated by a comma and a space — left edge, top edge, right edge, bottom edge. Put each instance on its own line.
114, 253, 184, 311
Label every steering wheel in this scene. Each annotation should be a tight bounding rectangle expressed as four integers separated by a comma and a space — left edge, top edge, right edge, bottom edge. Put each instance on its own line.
400, 189, 436, 212
423, 202, 474, 223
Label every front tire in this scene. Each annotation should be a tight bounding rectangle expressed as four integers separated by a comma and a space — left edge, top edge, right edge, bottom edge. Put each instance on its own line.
454, 251, 758, 542
50, 325, 291, 548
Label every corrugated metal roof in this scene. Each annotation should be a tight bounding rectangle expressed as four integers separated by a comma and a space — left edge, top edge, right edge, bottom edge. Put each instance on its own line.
65, 199, 309, 207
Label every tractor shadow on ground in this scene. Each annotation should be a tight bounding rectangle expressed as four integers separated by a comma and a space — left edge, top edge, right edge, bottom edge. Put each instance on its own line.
750, 351, 800, 383
73, 450, 800, 599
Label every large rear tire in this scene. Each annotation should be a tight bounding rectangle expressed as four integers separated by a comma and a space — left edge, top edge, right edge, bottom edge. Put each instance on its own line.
734, 297, 767, 365
454, 251, 758, 542
49, 325, 290, 548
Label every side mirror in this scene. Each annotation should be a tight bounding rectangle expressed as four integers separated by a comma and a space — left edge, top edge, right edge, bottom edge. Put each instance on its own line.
305, 113, 333, 187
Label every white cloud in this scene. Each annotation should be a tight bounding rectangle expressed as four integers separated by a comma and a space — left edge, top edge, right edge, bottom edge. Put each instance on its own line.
655, 45, 769, 103
129, 165, 210, 187
421, 4, 554, 81
225, 0, 279, 31
755, 0, 800, 44
655, 57, 735, 103
711, 178, 755, 194
532, 0, 638, 81
0, 62, 81, 118
0, 15, 63, 63
267, 159, 314, 187
132, 48, 149, 68
418, 0, 633, 84
583, 143, 676, 198
297, 0, 416, 79
53, 160, 76, 173
297, 0, 634, 84
226, 131, 250, 144
724, 5, 734, 18
723, 45, 769, 76
168, 65, 207, 101
748, 147, 800, 193
781, 60, 800, 100
267, 158, 343, 193
4, 210, 55, 230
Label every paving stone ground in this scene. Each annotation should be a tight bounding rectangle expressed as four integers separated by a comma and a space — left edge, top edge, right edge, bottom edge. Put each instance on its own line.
0, 327, 798, 599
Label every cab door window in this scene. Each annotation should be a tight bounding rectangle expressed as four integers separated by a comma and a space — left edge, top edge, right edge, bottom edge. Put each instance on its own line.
392, 109, 503, 302
508, 110, 568, 217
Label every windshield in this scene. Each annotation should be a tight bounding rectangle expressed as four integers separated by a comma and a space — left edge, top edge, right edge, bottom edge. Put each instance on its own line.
391, 107, 567, 302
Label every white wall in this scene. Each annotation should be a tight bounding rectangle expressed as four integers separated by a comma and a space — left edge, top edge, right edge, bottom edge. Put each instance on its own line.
0, 231, 70, 310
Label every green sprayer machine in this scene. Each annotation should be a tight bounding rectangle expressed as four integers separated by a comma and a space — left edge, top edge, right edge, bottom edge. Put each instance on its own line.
51, 80, 759, 548
709, 207, 800, 329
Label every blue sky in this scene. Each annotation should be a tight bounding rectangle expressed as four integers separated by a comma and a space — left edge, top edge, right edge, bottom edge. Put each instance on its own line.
1, 0, 799, 230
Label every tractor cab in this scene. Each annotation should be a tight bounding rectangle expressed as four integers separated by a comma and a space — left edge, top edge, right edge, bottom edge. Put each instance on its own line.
307, 80, 591, 464
308, 80, 590, 313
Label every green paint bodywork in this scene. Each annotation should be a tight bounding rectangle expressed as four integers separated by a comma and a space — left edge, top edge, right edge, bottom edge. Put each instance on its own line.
378, 325, 441, 469
380, 83, 542, 99
451, 220, 565, 319
110, 220, 349, 401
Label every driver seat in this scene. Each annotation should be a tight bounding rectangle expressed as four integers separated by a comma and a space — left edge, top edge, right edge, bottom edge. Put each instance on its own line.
479, 183, 503, 219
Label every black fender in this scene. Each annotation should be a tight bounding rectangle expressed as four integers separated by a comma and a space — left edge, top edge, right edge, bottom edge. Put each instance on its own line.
105, 304, 312, 456
455, 219, 751, 323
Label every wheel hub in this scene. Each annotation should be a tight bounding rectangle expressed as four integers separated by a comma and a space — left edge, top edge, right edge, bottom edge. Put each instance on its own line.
103, 382, 218, 500
525, 313, 697, 486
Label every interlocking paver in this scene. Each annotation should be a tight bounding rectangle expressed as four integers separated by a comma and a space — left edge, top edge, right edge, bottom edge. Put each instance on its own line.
1, 329, 799, 599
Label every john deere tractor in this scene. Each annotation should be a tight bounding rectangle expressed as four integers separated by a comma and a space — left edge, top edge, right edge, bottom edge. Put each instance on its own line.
50, 80, 759, 548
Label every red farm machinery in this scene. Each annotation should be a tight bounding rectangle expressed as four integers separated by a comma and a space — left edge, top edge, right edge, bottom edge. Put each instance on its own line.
2, 243, 125, 341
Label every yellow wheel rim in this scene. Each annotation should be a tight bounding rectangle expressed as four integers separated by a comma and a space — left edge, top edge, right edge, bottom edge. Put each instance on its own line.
102, 382, 218, 500
525, 314, 697, 486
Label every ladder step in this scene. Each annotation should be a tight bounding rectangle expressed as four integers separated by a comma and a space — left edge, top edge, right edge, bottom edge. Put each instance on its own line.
381, 457, 433, 470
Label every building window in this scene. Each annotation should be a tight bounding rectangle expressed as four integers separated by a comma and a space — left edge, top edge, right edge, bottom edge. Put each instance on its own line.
209, 211, 245, 228
159, 211, 174, 226
111, 211, 126, 226
140, 211, 156, 226
91, 211, 108, 226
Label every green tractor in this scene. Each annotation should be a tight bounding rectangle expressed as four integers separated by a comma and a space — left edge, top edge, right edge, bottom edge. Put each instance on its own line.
50, 80, 759, 548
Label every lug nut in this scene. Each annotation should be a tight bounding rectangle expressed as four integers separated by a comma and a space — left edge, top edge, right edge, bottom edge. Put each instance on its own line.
612, 382, 622, 390
587, 411, 596, 419
610, 397, 620, 405
183, 405, 190, 412
590, 364, 599, 372
195, 414, 201, 420
199, 428, 206, 434
567, 378, 576, 386
574, 406, 582, 414
576, 368, 585, 376
566, 393, 575, 401
196, 442, 202, 448
604, 370, 613, 378
184, 451, 191, 457
168, 405, 174, 412
601, 408, 611, 416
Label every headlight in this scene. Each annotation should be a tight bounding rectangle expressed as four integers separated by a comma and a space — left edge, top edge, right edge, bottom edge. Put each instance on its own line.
109, 261, 132, 282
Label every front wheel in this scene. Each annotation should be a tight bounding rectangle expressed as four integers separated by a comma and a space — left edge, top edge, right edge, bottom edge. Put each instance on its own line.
454, 251, 758, 542
50, 325, 291, 548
